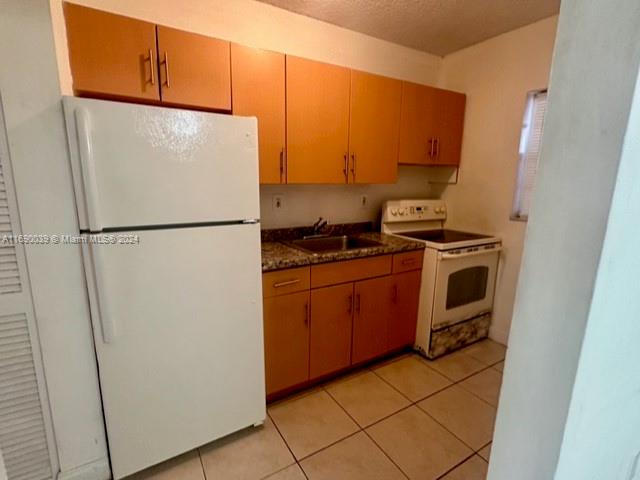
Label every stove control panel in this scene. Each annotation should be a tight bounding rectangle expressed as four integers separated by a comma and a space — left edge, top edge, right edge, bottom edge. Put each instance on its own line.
382, 199, 447, 223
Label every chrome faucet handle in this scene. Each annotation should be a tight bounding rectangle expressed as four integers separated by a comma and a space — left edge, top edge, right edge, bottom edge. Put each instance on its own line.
312, 217, 328, 234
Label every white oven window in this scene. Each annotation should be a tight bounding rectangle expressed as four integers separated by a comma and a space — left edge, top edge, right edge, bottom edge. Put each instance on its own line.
446, 266, 489, 309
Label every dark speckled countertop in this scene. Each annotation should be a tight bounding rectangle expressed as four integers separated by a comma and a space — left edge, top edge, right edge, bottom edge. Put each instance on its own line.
261, 223, 424, 272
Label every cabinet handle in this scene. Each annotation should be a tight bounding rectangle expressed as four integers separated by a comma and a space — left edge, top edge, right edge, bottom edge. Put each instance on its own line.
392, 284, 398, 304
347, 294, 353, 315
273, 279, 300, 288
343, 153, 348, 183
434, 138, 440, 158
279, 149, 285, 183
428, 138, 434, 157
350, 153, 356, 182
304, 302, 309, 326
355, 293, 361, 314
147, 48, 155, 85
163, 52, 170, 88
401, 258, 415, 265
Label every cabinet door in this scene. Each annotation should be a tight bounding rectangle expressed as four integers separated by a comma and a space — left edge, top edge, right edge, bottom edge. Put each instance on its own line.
156, 26, 231, 110
286, 56, 350, 184
349, 71, 402, 184
64, 3, 159, 101
231, 45, 286, 184
388, 271, 421, 351
398, 82, 438, 165
352, 276, 393, 364
432, 89, 466, 166
310, 284, 354, 379
263, 291, 310, 395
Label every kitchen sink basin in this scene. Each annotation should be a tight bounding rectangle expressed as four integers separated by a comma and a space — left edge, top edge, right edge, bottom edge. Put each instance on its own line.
285, 235, 383, 255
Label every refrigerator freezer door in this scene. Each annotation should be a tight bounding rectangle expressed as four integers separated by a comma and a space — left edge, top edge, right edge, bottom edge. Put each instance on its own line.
63, 97, 259, 231
82, 224, 265, 479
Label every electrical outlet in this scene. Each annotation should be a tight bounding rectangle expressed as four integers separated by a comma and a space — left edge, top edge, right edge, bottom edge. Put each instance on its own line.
360, 195, 368, 209
272, 194, 285, 210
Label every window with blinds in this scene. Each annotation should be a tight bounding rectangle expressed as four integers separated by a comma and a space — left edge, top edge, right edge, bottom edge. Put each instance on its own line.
512, 89, 548, 221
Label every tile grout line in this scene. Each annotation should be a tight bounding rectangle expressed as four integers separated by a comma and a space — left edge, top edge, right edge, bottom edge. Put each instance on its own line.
197, 447, 208, 480
366, 353, 501, 454
323, 386, 411, 480
323, 373, 485, 480
267, 346, 504, 477
265, 411, 310, 480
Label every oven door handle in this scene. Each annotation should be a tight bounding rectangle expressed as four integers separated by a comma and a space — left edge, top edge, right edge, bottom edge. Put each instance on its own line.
439, 246, 502, 260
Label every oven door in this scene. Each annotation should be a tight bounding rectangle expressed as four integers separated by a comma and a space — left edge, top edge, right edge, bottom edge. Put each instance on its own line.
432, 245, 501, 329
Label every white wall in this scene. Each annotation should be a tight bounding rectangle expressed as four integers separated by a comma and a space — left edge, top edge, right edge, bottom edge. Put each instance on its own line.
489, 0, 640, 478
0, 1, 109, 479
553, 60, 640, 480
260, 166, 446, 228
438, 16, 558, 343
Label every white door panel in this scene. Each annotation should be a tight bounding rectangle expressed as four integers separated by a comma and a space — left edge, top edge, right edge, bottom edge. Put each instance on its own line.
63, 97, 260, 231
83, 224, 265, 479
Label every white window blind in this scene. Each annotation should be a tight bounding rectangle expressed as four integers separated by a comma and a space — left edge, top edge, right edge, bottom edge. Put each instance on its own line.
512, 90, 548, 220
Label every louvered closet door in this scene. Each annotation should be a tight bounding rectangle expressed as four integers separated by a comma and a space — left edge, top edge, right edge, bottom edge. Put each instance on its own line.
0, 98, 57, 479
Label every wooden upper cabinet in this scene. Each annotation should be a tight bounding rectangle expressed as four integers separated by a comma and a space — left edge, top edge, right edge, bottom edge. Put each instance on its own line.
398, 81, 438, 165
388, 271, 421, 351
352, 276, 392, 364
231, 45, 286, 184
263, 291, 310, 395
432, 89, 466, 166
398, 81, 466, 166
309, 284, 354, 379
64, 3, 159, 101
349, 71, 402, 184
156, 26, 231, 110
286, 56, 351, 184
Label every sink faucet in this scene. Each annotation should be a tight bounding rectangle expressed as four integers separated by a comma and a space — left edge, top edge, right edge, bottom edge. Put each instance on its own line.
312, 217, 328, 235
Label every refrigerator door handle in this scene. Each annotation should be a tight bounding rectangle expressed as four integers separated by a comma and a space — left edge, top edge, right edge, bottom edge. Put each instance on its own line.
85, 241, 116, 343
75, 108, 102, 232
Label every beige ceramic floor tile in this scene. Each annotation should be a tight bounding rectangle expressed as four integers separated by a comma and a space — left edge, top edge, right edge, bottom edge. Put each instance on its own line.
300, 431, 405, 480
478, 443, 492, 461
199, 417, 294, 480
325, 371, 411, 427
441, 455, 488, 480
263, 463, 307, 480
367, 406, 472, 480
126, 450, 204, 480
462, 340, 507, 365
492, 361, 505, 372
460, 369, 503, 407
423, 351, 487, 382
268, 390, 359, 459
418, 385, 496, 450
373, 356, 451, 402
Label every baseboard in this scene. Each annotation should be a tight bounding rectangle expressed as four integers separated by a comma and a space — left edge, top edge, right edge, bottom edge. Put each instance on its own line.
57, 458, 111, 480
488, 326, 509, 346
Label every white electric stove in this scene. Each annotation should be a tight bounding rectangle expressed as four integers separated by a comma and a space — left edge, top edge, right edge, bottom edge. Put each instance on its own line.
382, 199, 501, 358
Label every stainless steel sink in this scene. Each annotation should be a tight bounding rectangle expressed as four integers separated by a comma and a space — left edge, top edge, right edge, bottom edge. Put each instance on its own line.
285, 235, 382, 255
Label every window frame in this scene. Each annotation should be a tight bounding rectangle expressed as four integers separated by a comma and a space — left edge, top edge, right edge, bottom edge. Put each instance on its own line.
511, 88, 548, 222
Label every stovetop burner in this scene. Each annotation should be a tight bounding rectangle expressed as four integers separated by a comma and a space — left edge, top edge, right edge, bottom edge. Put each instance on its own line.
399, 229, 492, 243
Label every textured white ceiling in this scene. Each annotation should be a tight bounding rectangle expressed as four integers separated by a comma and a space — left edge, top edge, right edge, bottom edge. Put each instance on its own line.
255, 0, 560, 56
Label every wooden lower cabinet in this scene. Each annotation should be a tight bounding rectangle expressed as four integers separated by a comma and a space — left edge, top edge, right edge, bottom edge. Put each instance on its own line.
263, 252, 423, 396
263, 291, 310, 395
388, 271, 421, 351
310, 283, 354, 379
352, 276, 393, 364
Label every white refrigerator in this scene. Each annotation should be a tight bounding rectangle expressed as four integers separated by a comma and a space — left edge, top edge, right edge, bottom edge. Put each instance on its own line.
62, 97, 266, 479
